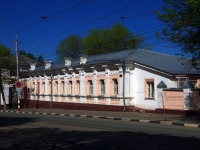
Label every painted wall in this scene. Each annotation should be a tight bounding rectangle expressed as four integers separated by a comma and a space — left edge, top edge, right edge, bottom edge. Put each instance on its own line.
133, 66, 175, 110
21, 64, 182, 110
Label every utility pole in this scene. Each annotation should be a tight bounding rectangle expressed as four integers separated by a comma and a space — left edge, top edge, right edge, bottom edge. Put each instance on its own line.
123, 61, 126, 112
15, 39, 19, 81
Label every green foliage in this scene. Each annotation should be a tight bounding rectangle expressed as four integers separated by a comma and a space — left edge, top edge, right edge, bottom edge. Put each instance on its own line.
37, 55, 44, 63
56, 34, 82, 60
0, 43, 15, 69
19, 50, 44, 62
82, 23, 143, 55
155, 0, 200, 70
19, 50, 37, 60
55, 23, 143, 60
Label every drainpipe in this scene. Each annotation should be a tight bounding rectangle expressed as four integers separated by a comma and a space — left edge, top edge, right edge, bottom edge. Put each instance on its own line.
50, 73, 53, 108
123, 61, 126, 112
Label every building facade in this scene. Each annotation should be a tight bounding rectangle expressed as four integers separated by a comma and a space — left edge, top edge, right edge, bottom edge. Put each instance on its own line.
19, 49, 200, 112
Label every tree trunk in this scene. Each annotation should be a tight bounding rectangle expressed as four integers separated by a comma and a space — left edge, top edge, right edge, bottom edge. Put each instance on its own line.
0, 69, 7, 110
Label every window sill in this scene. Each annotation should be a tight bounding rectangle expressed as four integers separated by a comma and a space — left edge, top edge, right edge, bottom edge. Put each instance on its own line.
145, 97, 155, 100
98, 95, 105, 97
110, 95, 119, 98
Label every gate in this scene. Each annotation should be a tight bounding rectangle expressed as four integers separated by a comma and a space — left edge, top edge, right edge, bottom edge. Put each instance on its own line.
163, 90, 184, 110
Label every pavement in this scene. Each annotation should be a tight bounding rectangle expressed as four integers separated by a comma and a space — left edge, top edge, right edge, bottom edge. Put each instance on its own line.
1, 108, 200, 128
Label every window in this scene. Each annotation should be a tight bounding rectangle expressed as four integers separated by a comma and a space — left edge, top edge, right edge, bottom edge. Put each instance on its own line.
37, 82, 40, 94
62, 81, 65, 95
77, 80, 80, 95
147, 82, 154, 98
113, 79, 118, 95
100, 80, 105, 95
43, 82, 45, 94
176, 77, 189, 88
69, 81, 72, 95
56, 81, 58, 94
88, 80, 93, 95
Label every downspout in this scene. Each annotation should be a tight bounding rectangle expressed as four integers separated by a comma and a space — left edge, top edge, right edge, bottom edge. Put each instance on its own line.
123, 61, 126, 112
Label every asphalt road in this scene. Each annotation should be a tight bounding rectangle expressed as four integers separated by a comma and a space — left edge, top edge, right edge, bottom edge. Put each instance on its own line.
0, 112, 200, 150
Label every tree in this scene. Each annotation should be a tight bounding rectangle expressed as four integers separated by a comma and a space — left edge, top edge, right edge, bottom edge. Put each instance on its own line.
19, 50, 44, 63
19, 50, 37, 60
82, 23, 143, 55
37, 55, 44, 63
0, 43, 15, 110
155, 0, 200, 70
56, 34, 82, 61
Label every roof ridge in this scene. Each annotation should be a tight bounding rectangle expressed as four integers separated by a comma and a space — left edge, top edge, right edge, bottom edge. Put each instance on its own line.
138, 48, 181, 58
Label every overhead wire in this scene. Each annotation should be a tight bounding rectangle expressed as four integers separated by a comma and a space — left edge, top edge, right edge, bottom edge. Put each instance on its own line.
21, 8, 163, 57
20, 0, 143, 43
0, 0, 90, 42
31, 26, 165, 60
27, 23, 164, 56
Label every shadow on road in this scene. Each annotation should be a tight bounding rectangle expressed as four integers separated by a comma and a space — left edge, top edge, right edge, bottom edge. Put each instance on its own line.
0, 117, 37, 127
173, 116, 200, 123
0, 127, 200, 150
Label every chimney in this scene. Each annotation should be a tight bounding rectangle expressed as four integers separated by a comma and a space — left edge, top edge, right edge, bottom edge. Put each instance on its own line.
64, 57, 71, 67
30, 63, 36, 71
44, 61, 52, 69
80, 55, 87, 65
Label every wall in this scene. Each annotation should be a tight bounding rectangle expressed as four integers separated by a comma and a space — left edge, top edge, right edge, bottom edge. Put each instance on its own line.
190, 90, 200, 111
133, 66, 175, 110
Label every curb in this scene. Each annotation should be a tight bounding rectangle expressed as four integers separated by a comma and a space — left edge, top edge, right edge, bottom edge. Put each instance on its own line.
1, 110, 200, 128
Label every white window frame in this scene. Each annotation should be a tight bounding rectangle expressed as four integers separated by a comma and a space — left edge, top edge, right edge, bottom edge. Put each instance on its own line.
147, 82, 154, 98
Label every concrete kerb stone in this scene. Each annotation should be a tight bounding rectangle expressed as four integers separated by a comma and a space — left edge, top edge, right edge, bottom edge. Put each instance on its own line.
139, 120, 150, 123
0, 110, 200, 128
93, 116, 101, 118
59, 114, 66, 116
122, 118, 131, 121
160, 121, 172, 125
184, 124, 199, 128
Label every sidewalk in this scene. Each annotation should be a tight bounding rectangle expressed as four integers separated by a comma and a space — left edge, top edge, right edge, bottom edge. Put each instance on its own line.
1, 108, 200, 128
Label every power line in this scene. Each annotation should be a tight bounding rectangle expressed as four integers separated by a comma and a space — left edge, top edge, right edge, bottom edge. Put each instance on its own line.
0, 7, 40, 18
0, 0, 90, 42
20, 0, 143, 43
27, 23, 163, 55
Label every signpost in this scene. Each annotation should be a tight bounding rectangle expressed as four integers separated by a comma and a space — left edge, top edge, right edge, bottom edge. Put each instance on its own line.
15, 81, 22, 111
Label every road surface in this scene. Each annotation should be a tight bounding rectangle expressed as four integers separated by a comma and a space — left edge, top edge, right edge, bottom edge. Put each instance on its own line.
0, 112, 200, 149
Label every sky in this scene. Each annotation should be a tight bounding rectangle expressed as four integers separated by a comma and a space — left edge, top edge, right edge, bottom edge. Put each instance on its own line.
0, 0, 181, 62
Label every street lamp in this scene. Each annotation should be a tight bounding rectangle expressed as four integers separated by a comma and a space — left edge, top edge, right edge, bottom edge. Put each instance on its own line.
0, 19, 19, 81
